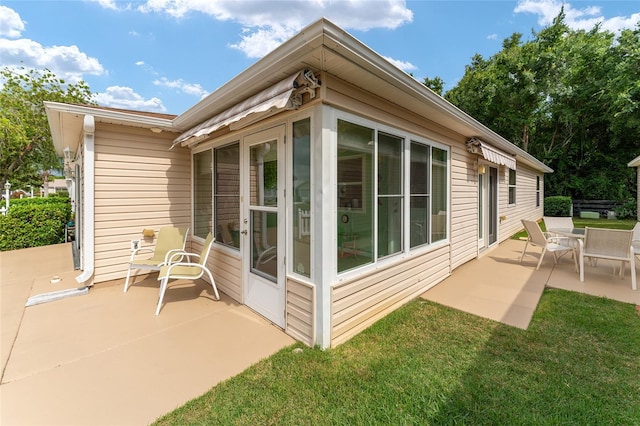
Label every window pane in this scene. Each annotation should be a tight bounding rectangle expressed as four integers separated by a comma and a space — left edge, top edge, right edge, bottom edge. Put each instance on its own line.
378, 196, 402, 257
293, 118, 311, 277
337, 120, 374, 272
194, 150, 212, 239
410, 142, 429, 195
410, 142, 429, 247
431, 147, 447, 242
410, 196, 429, 247
378, 132, 403, 258
250, 140, 278, 207
378, 133, 402, 196
214, 143, 240, 248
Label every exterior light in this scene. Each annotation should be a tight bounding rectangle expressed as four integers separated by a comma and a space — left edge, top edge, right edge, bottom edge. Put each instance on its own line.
4, 181, 10, 191
63, 146, 74, 162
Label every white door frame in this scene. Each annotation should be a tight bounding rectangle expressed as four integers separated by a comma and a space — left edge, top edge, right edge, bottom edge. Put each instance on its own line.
241, 125, 286, 327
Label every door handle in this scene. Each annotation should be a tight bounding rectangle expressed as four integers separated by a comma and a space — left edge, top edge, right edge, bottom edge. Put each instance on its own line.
240, 230, 248, 235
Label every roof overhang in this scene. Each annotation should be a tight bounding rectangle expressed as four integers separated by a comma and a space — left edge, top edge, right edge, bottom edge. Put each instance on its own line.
172, 18, 552, 173
628, 155, 640, 167
45, 102, 176, 157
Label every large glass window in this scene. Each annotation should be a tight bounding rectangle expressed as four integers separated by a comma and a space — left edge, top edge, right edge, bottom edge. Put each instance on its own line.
214, 142, 240, 248
377, 132, 403, 258
292, 118, 311, 277
337, 119, 449, 274
193, 150, 212, 238
337, 120, 374, 272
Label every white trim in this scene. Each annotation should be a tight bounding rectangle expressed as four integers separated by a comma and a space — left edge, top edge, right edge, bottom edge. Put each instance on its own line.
75, 115, 95, 285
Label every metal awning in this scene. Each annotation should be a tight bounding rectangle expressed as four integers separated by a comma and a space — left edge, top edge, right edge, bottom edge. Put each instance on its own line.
466, 137, 516, 170
172, 69, 318, 148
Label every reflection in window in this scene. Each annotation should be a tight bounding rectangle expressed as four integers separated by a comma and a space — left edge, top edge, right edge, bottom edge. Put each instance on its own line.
410, 143, 429, 248
293, 118, 311, 278
214, 143, 240, 248
336, 119, 449, 274
337, 120, 374, 272
378, 132, 403, 258
431, 147, 447, 242
194, 150, 212, 239
508, 169, 516, 205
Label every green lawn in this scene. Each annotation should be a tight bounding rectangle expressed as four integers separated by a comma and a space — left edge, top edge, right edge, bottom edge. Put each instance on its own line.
512, 217, 637, 240
153, 289, 640, 425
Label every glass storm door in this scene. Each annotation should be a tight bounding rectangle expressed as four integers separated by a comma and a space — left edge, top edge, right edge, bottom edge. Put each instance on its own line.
242, 126, 285, 327
478, 165, 498, 249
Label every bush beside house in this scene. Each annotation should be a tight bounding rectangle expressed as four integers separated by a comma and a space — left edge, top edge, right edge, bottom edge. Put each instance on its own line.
0, 196, 72, 251
543, 196, 572, 217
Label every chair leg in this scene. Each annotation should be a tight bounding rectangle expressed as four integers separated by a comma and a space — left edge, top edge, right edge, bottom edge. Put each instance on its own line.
156, 277, 169, 315
205, 270, 220, 300
631, 251, 637, 291
536, 248, 547, 270
124, 266, 133, 293
520, 242, 529, 263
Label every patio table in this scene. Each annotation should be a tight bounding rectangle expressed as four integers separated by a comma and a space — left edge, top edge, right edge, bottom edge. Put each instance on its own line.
548, 227, 585, 239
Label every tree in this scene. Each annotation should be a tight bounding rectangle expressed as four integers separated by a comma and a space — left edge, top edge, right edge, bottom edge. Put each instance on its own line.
0, 67, 95, 188
442, 11, 640, 201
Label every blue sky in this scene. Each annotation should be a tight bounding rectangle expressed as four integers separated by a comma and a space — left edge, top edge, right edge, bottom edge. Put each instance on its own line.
1, 1, 638, 115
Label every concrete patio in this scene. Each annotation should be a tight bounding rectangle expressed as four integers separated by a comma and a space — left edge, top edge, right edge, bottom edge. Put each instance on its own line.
1, 238, 638, 425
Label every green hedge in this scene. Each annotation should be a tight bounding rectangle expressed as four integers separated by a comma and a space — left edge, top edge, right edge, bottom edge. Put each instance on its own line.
0, 197, 72, 251
544, 196, 572, 217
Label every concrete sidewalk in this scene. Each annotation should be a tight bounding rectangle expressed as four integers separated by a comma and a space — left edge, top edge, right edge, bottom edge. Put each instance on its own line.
422, 238, 639, 328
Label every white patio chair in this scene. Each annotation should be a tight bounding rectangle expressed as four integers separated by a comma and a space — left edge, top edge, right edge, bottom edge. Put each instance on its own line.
520, 219, 577, 271
156, 232, 219, 315
578, 227, 636, 290
124, 227, 189, 293
543, 216, 574, 234
632, 222, 640, 260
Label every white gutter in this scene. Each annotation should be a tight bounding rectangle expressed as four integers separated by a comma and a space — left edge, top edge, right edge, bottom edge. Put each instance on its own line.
75, 115, 95, 285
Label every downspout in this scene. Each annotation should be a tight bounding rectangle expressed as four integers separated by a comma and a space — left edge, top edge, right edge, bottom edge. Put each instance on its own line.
75, 115, 95, 285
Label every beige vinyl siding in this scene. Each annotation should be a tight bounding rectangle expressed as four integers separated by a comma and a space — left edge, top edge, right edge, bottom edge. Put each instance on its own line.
191, 238, 242, 302
330, 245, 450, 347
324, 75, 462, 147
450, 144, 479, 269
286, 279, 315, 346
93, 124, 190, 283
497, 163, 544, 241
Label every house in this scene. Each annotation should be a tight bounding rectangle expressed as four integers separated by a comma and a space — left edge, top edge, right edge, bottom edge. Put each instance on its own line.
45, 18, 552, 349
629, 155, 640, 221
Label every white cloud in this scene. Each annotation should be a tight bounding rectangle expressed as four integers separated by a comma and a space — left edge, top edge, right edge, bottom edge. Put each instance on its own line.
154, 77, 209, 99
382, 56, 417, 73
0, 6, 104, 83
487, 34, 498, 40
0, 5, 24, 38
0, 38, 104, 83
93, 86, 168, 113
515, 0, 640, 35
133, 0, 413, 58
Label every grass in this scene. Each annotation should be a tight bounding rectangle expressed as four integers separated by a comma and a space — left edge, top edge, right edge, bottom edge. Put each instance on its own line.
512, 217, 637, 240
153, 289, 640, 425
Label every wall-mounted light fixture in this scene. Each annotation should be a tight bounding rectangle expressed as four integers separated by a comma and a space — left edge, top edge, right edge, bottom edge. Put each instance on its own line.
63, 147, 76, 179
478, 164, 486, 174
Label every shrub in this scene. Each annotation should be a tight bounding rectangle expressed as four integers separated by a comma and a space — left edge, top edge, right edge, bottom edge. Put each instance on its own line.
614, 198, 637, 220
0, 197, 72, 251
544, 196, 572, 217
